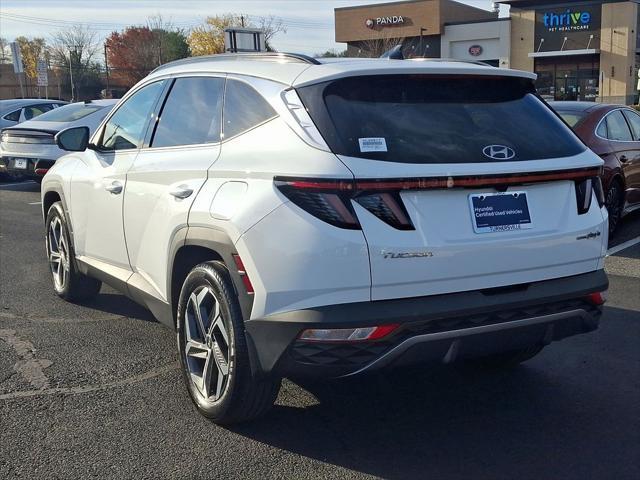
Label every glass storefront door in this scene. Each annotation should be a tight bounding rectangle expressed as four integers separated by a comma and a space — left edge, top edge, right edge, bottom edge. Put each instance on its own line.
534, 55, 600, 102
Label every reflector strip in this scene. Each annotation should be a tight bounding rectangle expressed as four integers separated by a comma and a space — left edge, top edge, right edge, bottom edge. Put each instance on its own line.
232, 254, 254, 295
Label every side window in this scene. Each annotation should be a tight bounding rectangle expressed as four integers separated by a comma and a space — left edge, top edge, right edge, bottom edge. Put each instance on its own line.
23, 104, 54, 120
605, 110, 633, 142
151, 77, 224, 148
622, 110, 640, 141
3, 109, 20, 122
596, 119, 607, 138
223, 79, 277, 140
101, 81, 164, 151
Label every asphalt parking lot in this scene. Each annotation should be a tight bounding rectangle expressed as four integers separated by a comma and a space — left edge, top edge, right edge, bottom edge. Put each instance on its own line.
1, 180, 639, 480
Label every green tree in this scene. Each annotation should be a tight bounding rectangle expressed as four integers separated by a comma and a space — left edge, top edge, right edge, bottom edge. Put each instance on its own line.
316, 49, 348, 58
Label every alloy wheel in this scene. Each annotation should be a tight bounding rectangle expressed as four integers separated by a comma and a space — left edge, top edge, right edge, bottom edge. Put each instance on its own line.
605, 183, 623, 234
47, 216, 69, 290
184, 286, 231, 402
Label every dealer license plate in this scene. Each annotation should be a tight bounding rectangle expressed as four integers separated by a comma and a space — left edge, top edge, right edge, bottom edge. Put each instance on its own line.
469, 191, 532, 234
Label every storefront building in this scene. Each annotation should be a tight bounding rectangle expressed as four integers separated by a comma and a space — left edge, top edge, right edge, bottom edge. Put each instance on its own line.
335, 0, 639, 104
334, 0, 505, 60
501, 0, 639, 104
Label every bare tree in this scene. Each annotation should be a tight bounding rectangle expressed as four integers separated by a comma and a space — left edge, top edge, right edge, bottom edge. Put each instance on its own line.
49, 25, 101, 100
355, 35, 405, 58
254, 15, 287, 51
0, 37, 10, 64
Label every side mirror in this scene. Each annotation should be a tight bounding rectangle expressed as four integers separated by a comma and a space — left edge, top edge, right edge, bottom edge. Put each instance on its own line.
55, 126, 90, 152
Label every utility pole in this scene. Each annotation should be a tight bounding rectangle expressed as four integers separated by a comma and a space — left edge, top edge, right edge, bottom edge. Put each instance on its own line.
104, 42, 110, 95
240, 15, 245, 27
68, 48, 75, 102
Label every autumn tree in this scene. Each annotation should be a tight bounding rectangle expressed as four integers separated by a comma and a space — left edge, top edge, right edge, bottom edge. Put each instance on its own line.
106, 24, 189, 87
15, 36, 47, 79
106, 27, 157, 86
187, 14, 286, 56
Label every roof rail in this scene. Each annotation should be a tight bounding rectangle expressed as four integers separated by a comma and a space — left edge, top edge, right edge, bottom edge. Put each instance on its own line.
151, 52, 321, 74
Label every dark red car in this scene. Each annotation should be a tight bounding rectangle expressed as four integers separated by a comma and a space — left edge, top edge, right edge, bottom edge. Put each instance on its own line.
550, 101, 640, 234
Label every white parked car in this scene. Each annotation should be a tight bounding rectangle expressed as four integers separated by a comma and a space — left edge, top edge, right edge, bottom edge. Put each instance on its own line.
0, 99, 67, 129
41, 53, 609, 424
0, 100, 117, 183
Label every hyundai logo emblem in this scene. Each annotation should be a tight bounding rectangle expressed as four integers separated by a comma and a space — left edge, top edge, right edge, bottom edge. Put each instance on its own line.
482, 145, 516, 160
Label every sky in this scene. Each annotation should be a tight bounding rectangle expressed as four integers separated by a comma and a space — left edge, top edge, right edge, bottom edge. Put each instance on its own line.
0, 0, 509, 55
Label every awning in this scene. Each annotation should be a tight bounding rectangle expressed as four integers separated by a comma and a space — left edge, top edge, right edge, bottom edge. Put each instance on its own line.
528, 49, 599, 58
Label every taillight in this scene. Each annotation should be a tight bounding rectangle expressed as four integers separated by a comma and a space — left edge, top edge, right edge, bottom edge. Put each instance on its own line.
232, 254, 254, 295
354, 192, 414, 230
586, 291, 607, 306
575, 178, 593, 215
276, 168, 601, 230
275, 178, 360, 229
592, 177, 605, 207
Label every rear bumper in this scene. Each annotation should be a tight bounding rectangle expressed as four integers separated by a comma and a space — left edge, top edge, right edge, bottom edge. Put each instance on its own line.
245, 270, 608, 378
0, 156, 55, 178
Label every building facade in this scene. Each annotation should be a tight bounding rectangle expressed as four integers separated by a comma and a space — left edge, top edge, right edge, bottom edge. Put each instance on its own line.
501, 0, 639, 104
334, 0, 502, 59
334, 0, 640, 104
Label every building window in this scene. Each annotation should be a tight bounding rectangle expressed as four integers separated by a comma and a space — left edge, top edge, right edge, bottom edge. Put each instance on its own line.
534, 55, 599, 102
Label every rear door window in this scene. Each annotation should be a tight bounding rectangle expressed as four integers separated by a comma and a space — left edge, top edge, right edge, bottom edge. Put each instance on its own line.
605, 111, 633, 142
622, 110, 640, 141
151, 76, 224, 148
23, 104, 54, 120
223, 79, 277, 140
297, 75, 586, 163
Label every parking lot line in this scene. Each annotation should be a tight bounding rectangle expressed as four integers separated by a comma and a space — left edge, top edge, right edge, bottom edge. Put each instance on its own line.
607, 236, 640, 256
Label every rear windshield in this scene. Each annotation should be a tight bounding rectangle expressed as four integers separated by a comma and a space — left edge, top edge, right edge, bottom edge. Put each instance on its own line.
557, 111, 586, 128
297, 75, 585, 163
35, 103, 104, 123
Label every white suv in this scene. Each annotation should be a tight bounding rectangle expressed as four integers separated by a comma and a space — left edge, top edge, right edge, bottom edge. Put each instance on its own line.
42, 53, 609, 424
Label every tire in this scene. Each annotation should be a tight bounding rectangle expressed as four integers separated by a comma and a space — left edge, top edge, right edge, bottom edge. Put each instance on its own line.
45, 202, 102, 301
465, 345, 544, 369
605, 179, 624, 235
177, 261, 281, 424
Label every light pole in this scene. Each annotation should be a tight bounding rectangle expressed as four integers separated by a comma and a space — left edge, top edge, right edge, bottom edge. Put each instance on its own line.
419, 27, 427, 57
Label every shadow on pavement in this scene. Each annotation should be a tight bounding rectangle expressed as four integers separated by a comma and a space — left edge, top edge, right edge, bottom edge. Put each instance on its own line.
79, 292, 156, 323
230, 306, 639, 480
0, 181, 40, 192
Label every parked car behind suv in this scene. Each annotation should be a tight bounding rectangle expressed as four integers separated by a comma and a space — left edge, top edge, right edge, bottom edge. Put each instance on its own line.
0, 99, 67, 129
1, 100, 116, 183
42, 53, 609, 424
550, 101, 640, 233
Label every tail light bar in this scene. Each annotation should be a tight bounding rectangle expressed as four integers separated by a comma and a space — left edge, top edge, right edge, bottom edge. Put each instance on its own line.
275, 167, 602, 230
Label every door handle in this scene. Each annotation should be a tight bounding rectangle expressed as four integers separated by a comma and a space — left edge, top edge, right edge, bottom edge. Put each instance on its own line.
619, 155, 628, 163
169, 185, 194, 199
105, 181, 123, 195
